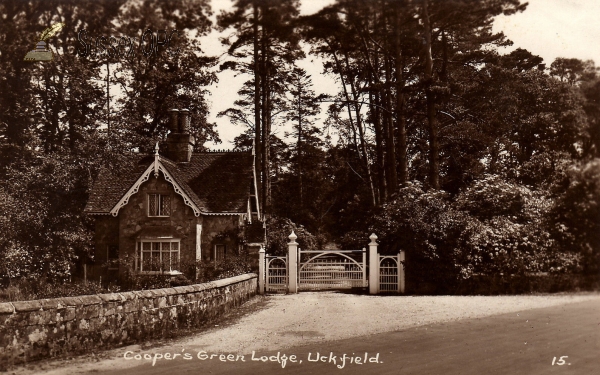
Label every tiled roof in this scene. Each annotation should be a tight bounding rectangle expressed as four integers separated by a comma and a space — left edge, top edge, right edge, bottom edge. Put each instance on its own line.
84, 155, 150, 214
84, 151, 254, 215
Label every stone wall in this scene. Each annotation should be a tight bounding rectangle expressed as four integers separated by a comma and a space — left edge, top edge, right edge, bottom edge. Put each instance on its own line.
0, 274, 257, 368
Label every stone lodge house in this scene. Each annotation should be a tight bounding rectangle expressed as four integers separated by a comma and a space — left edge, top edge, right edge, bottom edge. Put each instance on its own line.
84, 109, 264, 281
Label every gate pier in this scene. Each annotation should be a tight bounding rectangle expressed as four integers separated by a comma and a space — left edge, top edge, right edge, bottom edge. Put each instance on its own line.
288, 231, 298, 293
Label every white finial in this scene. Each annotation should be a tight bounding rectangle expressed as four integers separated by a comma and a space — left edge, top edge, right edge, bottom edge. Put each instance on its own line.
154, 142, 159, 155
369, 233, 378, 246
288, 230, 297, 244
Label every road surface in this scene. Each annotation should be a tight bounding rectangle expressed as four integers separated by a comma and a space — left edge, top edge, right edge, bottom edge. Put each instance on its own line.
95, 298, 600, 375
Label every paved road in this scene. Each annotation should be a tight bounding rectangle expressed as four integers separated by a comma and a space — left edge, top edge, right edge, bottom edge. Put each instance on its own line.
92, 298, 600, 375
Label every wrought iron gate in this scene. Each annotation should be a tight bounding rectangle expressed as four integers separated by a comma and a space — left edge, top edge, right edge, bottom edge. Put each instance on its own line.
298, 249, 367, 291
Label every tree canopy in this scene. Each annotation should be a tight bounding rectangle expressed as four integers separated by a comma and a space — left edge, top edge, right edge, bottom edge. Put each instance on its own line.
0, 0, 598, 286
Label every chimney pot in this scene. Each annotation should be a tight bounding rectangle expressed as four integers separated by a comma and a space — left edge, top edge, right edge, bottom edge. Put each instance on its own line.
166, 108, 194, 162
168, 109, 179, 133
179, 109, 190, 133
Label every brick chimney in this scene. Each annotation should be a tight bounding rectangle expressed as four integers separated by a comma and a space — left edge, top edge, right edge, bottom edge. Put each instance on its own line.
166, 108, 195, 162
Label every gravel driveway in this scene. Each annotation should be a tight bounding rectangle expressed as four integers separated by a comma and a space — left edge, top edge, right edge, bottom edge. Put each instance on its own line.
16, 292, 600, 374
179, 292, 600, 353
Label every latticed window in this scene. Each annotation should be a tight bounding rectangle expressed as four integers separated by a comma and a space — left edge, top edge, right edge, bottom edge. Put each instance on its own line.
136, 240, 180, 274
148, 194, 171, 216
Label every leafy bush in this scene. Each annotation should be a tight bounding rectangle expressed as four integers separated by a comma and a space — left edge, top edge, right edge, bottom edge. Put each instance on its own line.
0, 251, 257, 302
368, 182, 469, 292
265, 216, 319, 255
195, 253, 255, 282
0, 153, 94, 283
116, 250, 255, 290
550, 158, 600, 273
456, 216, 582, 279
114, 255, 174, 291
0, 278, 120, 302
364, 179, 586, 294
453, 175, 584, 280
454, 175, 527, 220
339, 230, 371, 250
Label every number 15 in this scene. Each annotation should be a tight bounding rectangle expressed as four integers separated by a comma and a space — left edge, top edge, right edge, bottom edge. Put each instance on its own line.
552, 356, 568, 365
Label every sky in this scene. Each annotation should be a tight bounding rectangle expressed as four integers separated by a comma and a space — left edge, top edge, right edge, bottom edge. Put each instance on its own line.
493, 0, 600, 66
203, 0, 600, 149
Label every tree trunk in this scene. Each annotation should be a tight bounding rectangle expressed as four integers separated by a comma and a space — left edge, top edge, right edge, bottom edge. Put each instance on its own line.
383, 56, 398, 195
371, 89, 386, 204
253, 2, 263, 218
394, 4, 408, 187
330, 50, 364, 182
260, 21, 270, 217
265, 82, 272, 214
341, 51, 377, 207
422, 0, 440, 190
297, 81, 303, 208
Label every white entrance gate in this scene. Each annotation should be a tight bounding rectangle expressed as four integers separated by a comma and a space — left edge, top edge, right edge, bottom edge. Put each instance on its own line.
298, 249, 367, 291
258, 232, 404, 294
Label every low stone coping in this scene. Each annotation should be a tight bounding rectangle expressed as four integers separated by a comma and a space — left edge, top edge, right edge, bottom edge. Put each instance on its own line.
0, 273, 258, 314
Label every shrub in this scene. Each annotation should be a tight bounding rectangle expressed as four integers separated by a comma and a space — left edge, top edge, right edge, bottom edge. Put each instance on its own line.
0, 278, 119, 303
194, 253, 254, 283
114, 255, 173, 290
368, 182, 469, 292
454, 175, 527, 220
454, 175, 583, 279
363, 179, 585, 294
550, 158, 600, 273
265, 216, 319, 255
455, 216, 582, 279
339, 231, 371, 250
0, 252, 256, 302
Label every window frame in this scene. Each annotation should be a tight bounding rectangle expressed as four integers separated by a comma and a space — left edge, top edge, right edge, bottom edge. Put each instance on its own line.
214, 244, 226, 263
135, 239, 182, 275
147, 193, 172, 217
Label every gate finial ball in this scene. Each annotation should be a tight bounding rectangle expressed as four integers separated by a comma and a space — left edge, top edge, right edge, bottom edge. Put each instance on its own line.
288, 231, 298, 243
369, 233, 378, 245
